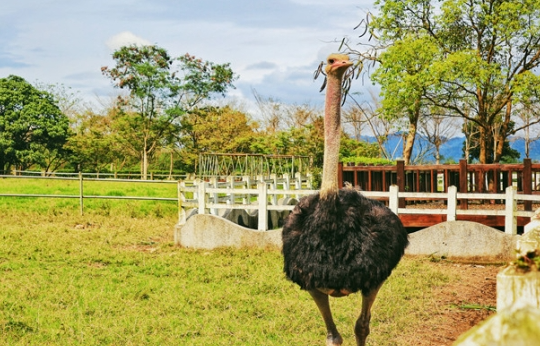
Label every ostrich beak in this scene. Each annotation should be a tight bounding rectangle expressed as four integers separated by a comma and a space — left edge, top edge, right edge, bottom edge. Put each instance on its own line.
326, 54, 353, 75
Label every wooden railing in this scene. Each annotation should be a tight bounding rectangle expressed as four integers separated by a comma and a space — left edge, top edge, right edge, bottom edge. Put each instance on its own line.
339, 159, 540, 210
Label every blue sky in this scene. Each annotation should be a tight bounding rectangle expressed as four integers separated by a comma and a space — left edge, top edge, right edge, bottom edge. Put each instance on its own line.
1, 0, 375, 112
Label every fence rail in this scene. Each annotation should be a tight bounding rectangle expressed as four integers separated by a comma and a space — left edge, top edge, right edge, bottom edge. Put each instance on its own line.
180, 182, 540, 234
0, 173, 179, 216
2, 173, 539, 233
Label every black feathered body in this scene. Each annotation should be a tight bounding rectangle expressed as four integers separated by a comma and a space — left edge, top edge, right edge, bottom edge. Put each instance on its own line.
282, 189, 409, 295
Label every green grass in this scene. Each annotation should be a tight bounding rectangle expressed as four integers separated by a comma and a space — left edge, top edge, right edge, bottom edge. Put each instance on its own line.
0, 177, 179, 217
0, 209, 457, 346
0, 178, 461, 345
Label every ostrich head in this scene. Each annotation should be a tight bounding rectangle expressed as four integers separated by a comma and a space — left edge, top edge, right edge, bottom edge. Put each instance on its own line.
324, 53, 353, 77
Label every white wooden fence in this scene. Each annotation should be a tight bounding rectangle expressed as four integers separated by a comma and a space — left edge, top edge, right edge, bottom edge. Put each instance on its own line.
179, 177, 540, 234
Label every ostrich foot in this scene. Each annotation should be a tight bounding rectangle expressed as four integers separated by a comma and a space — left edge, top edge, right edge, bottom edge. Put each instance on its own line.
326, 333, 343, 346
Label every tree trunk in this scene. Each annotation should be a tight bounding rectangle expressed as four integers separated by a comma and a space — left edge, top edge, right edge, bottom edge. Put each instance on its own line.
402, 104, 420, 165
478, 126, 488, 164
494, 100, 513, 163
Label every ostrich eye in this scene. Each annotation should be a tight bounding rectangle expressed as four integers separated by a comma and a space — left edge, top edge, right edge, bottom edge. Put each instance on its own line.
328, 59, 335, 64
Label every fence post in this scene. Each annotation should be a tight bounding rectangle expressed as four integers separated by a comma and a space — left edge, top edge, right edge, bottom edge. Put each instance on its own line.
447, 185, 457, 222
243, 175, 251, 204
270, 174, 278, 205
258, 181, 268, 231
198, 182, 207, 215
389, 185, 399, 215
283, 173, 291, 198
210, 177, 218, 215
177, 181, 186, 225
459, 159, 468, 209
295, 172, 302, 199
396, 160, 405, 208
79, 172, 84, 216
505, 186, 517, 235
524, 158, 532, 211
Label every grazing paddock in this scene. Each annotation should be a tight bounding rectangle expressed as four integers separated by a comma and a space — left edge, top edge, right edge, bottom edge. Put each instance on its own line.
0, 208, 500, 345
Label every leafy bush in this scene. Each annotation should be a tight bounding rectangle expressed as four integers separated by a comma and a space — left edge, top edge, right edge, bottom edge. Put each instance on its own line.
341, 157, 396, 166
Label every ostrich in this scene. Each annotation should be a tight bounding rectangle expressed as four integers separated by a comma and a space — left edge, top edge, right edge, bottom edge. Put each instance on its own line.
282, 54, 409, 346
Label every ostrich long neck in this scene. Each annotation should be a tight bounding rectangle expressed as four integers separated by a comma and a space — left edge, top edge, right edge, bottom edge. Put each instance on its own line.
319, 73, 343, 199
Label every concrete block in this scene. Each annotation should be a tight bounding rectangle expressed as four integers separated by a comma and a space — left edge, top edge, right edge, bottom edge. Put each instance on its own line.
453, 304, 540, 345
174, 214, 282, 250
497, 266, 540, 311
406, 221, 517, 262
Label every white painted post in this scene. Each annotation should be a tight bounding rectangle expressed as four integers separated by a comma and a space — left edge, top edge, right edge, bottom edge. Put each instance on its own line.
177, 181, 186, 225
258, 181, 268, 231
193, 178, 200, 200
389, 185, 399, 215
283, 173, 291, 198
270, 174, 278, 205
198, 182, 207, 215
295, 172, 302, 199
227, 176, 236, 206
306, 172, 313, 189
447, 185, 457, 222
505, 186, 517, 235
210, 177, 218, 215
243, 175, 251, 204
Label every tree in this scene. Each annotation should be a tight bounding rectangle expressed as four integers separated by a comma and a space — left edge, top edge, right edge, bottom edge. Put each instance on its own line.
346, 92, 401, 160
0, 75, 70, 174
418, 111, 460, 164
101, 45, 236, 179
178, 105, 257, 171
66, 109, 123, 174
371, 35, 440, 164
345, 0, 540, 163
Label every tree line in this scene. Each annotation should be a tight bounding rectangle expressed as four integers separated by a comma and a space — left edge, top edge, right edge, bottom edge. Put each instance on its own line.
0, 46, 377, 178
1, 0, 540, 177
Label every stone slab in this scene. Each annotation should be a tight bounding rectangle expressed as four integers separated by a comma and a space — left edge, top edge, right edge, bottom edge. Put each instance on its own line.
405, 221, 517, 262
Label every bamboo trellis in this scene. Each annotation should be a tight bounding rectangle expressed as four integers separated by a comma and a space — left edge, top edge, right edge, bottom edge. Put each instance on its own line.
198, 153, 312, 178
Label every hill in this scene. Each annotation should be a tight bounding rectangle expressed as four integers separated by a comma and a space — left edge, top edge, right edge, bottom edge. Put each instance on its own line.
362, 135, 540, 163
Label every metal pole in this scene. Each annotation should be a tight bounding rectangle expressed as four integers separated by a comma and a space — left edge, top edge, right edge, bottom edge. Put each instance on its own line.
79, 172, 84, 216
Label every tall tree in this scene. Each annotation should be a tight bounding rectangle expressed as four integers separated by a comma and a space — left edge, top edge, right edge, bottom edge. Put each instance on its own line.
345, 0, 540, 163
101, 45, 236, 179
0, 75, 70, 174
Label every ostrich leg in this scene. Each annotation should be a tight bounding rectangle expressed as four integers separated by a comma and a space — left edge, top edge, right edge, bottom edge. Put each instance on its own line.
354, 285, 382, 346
308, 289, 343, 346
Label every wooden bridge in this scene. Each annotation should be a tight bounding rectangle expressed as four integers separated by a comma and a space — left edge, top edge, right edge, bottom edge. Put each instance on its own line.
339, 159, 540, 230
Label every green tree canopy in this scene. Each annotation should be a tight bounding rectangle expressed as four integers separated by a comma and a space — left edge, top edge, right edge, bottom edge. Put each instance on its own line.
101, 45, 236, 178
346, 0, 540, 163
0, 75, 70, 173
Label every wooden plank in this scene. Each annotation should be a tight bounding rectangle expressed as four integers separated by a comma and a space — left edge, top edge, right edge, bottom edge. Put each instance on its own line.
398, 214, 529, 228
524, 158, 532, 211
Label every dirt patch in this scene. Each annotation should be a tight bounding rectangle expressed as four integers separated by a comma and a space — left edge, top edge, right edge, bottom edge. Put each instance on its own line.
406, 261, 502, 345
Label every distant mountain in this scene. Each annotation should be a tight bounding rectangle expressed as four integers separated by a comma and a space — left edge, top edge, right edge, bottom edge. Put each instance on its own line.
361, 135, 540, 163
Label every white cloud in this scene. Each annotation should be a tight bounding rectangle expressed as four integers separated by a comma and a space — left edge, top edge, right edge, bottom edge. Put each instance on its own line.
105, 31, 152, 51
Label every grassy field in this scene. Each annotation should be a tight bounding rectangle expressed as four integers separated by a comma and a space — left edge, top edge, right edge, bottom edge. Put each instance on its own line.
0, 178, 463, 345
0, 176, 179, 217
